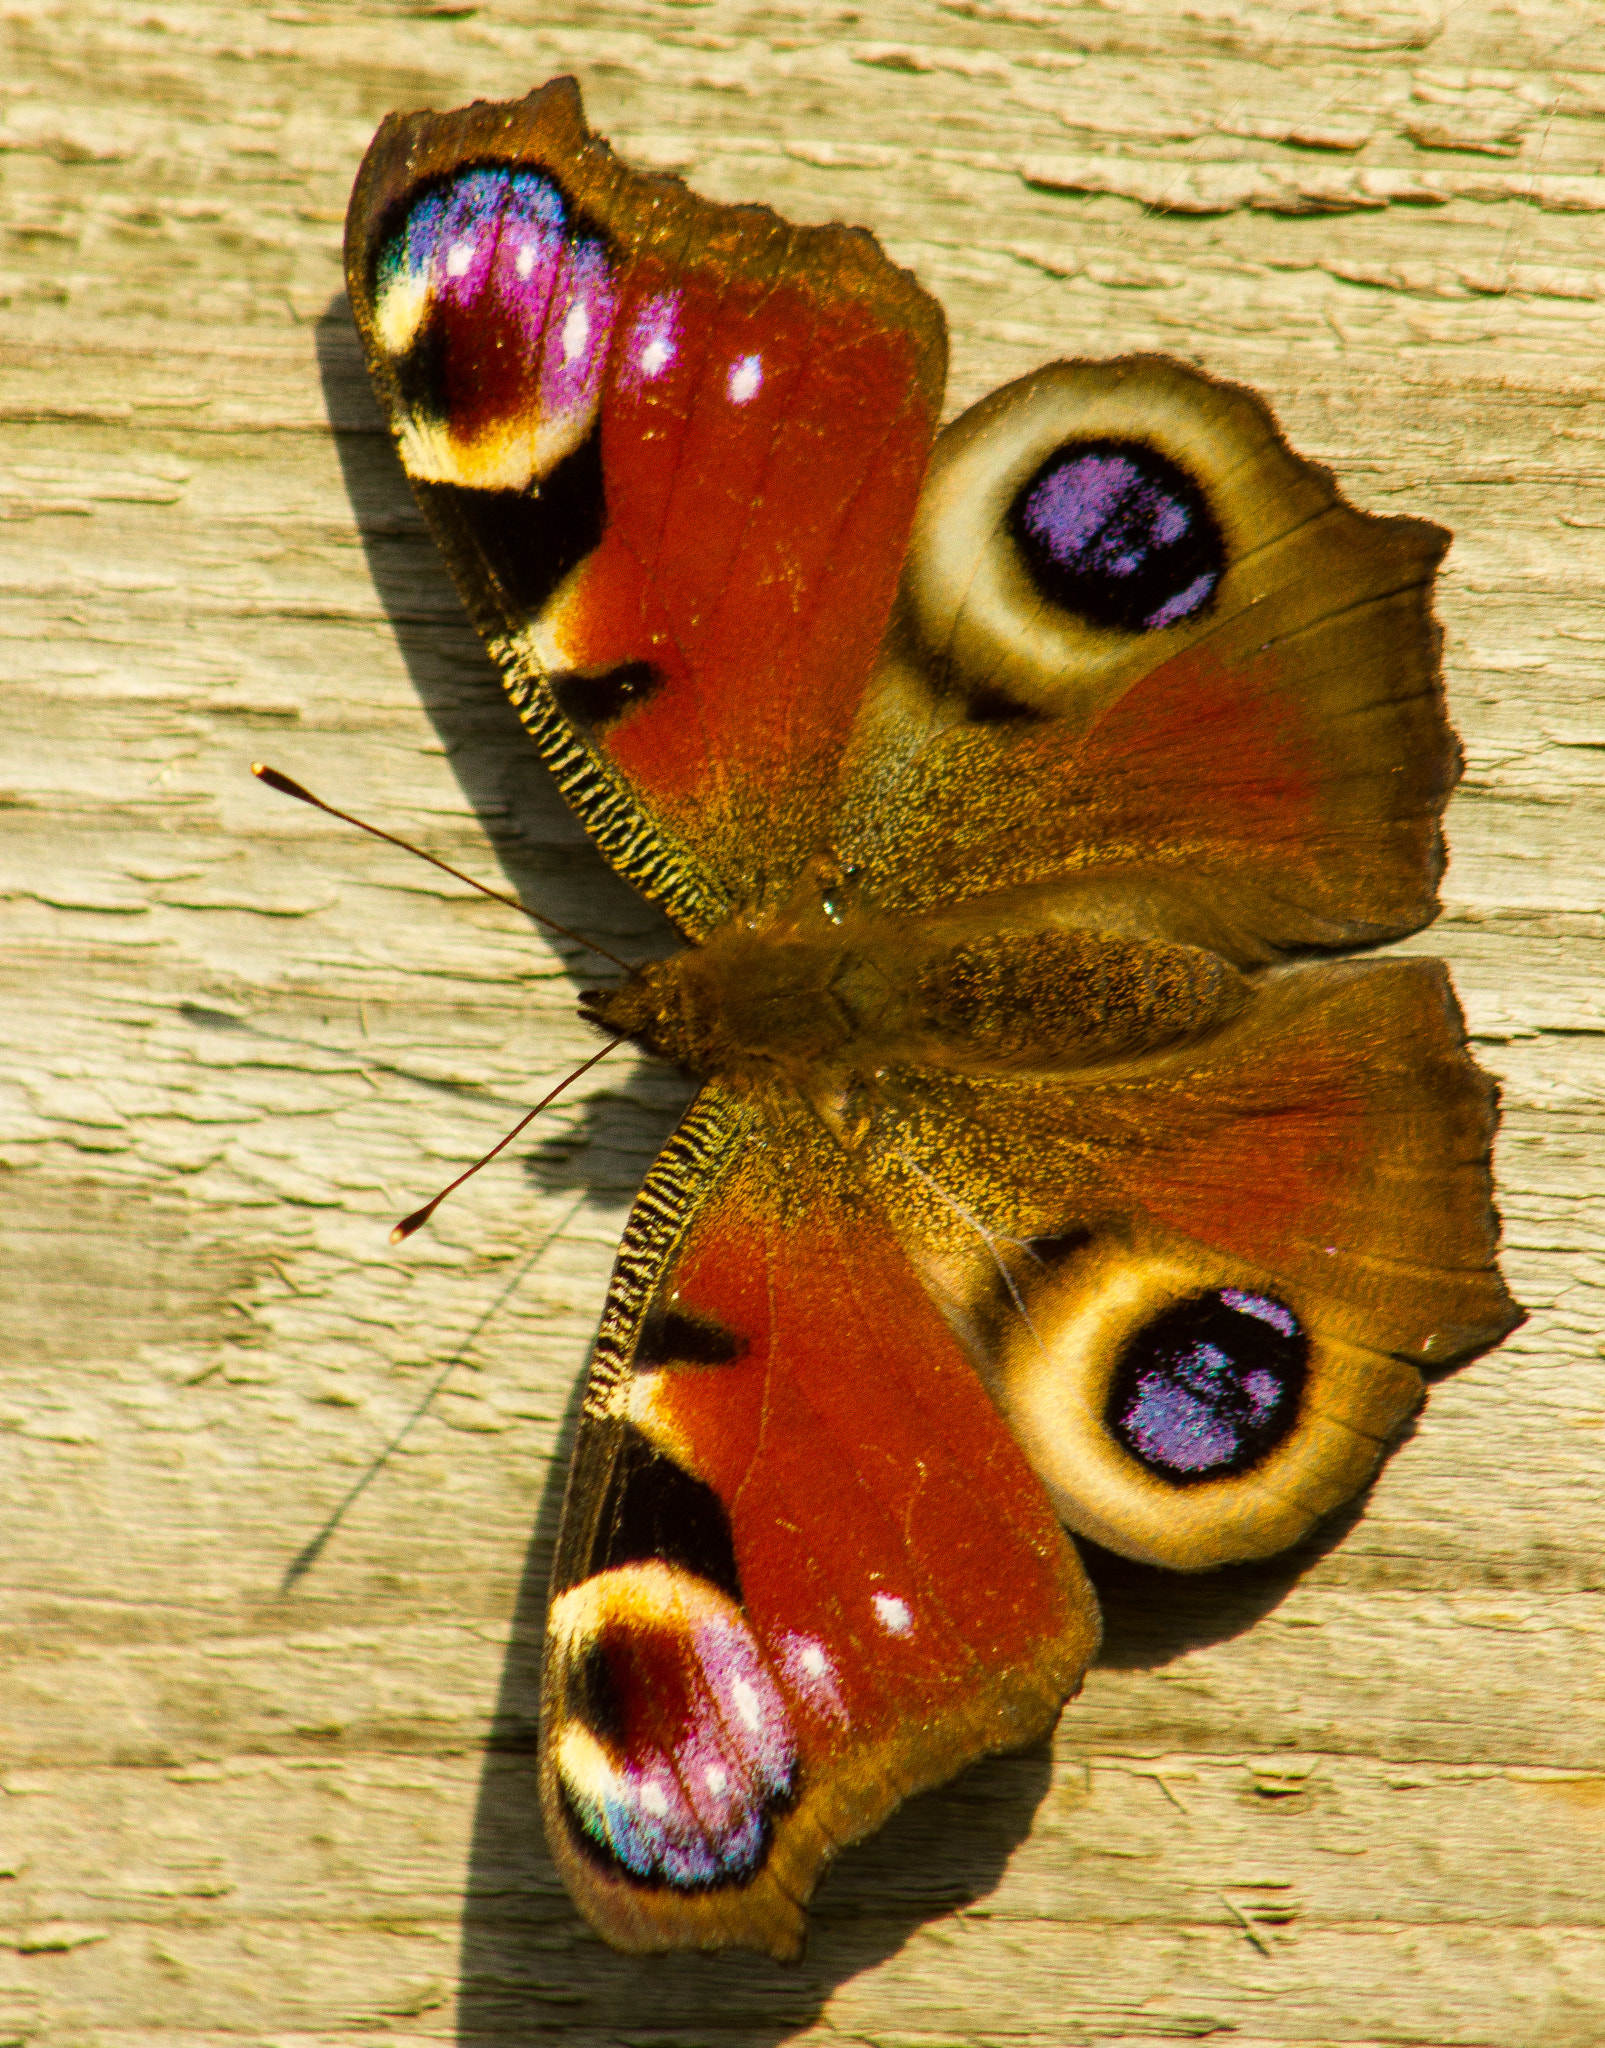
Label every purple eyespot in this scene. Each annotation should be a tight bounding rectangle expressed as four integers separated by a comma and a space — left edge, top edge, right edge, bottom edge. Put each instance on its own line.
369, 164, 618, 491
1108, 1289, 1307, 1482
375, 166, 571, 350
1011, 438, 1224, 633
549, 1565, 797, 1892
537, 236, 614, 430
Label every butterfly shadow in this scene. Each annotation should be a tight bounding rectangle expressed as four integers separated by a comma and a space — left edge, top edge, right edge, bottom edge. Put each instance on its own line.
1083, 1498, 1371, 1669
313, 298, 683, 1210
315, 302, 1050, 2031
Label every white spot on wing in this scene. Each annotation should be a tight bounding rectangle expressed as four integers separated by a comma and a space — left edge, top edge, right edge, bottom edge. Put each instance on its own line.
727, 353, 762, 404
639, 1778, 669, 1817
873, 1592, 912, 1636
445, 240, 475, 278
561, 299, 591, 363
515, 243, 537, 280
777, 1630, 849, 1725
731, 1677, 762, 1730
640, 334, 672, 378
704, 1764, 728, 1795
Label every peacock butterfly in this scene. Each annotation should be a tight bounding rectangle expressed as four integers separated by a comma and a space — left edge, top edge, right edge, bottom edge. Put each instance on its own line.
341, 76, 1521, 1959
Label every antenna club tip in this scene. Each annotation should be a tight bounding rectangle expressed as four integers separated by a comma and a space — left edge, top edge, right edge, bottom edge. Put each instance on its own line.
253, 762, 310, 801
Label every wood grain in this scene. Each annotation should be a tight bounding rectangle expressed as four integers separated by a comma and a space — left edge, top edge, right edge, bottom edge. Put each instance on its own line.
2, 3, 1601, 2043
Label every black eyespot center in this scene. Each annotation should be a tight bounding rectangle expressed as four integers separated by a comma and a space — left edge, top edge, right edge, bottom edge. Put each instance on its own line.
1108, 1288, 1308, 1483
568, 1635, 626, 1745
1009, 436, 1226, 635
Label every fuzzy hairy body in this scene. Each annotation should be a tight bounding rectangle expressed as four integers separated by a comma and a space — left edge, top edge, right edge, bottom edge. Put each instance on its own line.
585, 860, 1251, 1143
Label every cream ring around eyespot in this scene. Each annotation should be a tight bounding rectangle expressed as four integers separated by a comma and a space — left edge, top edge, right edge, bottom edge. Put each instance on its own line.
902, 356, 1335, 724
996, 1241, 1424, 1571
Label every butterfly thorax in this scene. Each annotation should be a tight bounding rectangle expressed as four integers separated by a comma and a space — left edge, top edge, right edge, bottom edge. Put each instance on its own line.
582, 863, 1251, 1141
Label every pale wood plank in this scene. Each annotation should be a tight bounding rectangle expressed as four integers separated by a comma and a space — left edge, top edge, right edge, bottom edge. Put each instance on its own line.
2, 3, 1601, 2044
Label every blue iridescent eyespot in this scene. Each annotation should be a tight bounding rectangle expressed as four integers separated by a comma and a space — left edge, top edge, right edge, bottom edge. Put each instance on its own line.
550, 1563, 798, 1892
1108, 1288, 1307, 1482
1010, 438, 1225, 633
367, 163, 620, 497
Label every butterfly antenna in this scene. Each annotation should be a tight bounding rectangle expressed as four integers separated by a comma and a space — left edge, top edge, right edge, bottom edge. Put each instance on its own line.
390, 1037, 625, 1244
251, 762, 632, 974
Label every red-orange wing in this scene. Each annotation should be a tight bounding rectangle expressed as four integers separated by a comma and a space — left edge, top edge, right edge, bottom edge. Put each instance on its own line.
345, 78, 946, 937
541, 1087, 1097, 1959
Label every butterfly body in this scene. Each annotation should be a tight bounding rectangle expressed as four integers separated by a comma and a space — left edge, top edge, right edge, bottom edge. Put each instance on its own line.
343, 77, 1520, 1959
584, 865, 1252, 1126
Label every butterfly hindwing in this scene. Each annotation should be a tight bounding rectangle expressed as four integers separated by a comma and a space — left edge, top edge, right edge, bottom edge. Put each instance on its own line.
865, 951, 1518, 1571
844, 355, 1459, 965
542, 1087, 1098, 1958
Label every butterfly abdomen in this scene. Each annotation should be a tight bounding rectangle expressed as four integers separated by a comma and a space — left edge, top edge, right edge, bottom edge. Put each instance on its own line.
906, 925, 1248, 1070
585, 867, 1252, 1110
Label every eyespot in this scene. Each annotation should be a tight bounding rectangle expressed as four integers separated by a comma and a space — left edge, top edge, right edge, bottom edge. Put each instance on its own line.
1010, 439, 1223, 634
1107, 1288, 1306, 1480
897, 357, 1327, 727
369, 164, 617, 492
547, 1563, 796, 1890
993, 1238, 1424, 1570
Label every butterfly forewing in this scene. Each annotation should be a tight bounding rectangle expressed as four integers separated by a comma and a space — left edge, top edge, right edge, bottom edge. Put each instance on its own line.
345, 77, 946, 938
542, 1086, 1098, 1957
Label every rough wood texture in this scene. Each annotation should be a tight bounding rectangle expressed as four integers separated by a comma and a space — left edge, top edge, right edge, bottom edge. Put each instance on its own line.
2, 3, 1600, 2043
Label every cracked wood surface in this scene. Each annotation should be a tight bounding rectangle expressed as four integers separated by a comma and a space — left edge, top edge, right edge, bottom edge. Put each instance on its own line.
2, 2, 1602, 2044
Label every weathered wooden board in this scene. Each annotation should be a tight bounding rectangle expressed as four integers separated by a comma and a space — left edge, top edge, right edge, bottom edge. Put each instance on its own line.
2, 2, 1601, 2043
